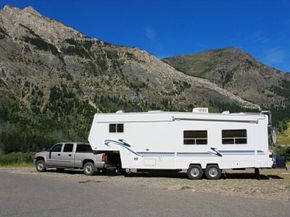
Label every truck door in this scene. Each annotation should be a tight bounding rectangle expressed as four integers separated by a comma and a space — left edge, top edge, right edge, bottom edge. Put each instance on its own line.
61, 143, 75, 167
74, 144, 93, 168
47, 143, 63, 166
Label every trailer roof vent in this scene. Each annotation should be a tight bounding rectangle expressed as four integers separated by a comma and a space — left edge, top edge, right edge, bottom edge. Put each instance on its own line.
222, 110, 230, 115
116, 110, 124, 113
192, 107, 208, 113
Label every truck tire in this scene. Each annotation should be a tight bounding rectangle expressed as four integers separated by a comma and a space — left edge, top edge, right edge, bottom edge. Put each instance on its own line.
36, 159, 46, 172
83, 162, 95, 176
205, 165, 221, 180
187, 165, 203, 180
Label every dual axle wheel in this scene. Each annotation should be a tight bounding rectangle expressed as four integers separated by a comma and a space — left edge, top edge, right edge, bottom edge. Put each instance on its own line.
187, 165, 221, 180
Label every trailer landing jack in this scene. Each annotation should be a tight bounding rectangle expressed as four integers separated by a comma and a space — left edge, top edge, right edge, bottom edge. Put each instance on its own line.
255, 168, 260, 180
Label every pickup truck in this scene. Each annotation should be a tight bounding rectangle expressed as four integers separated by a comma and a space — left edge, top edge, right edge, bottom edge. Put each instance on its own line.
34, 142, 106, 175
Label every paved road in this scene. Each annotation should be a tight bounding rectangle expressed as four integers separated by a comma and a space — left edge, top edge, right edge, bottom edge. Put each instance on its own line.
0, 171, 289, 217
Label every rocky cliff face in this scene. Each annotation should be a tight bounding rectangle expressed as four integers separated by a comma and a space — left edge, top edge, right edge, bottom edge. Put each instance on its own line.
0, 5, 260, 112
163, 48, 290, 108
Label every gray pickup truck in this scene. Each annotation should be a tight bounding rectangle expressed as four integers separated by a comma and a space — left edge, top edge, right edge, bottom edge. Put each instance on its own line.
34, 142, 106, 175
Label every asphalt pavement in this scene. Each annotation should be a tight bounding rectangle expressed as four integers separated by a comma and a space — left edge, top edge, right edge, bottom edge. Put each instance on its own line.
0, 170, 289, 217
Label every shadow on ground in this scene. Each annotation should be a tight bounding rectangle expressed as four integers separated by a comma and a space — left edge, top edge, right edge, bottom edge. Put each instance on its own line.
45, 168, 284, 180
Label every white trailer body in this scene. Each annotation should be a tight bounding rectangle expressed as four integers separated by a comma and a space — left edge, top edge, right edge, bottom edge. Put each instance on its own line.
88, 110, 274, 172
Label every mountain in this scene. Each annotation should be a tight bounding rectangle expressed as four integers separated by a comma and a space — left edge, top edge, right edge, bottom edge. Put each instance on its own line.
163, 48, 290, 108
0, 5, 288, 152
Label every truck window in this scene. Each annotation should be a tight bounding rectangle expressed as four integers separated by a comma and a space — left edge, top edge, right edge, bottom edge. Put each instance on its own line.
76, 144, 93, 153
183, 130, 207, 145
222, 129, 247, 144
63, 144, 74, 152
109, 124, 124, 133
51, 144, 62, 152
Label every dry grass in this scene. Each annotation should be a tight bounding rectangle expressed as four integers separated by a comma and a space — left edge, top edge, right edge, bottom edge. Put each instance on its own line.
0, 162, 34, 168
277, 122, 290, 145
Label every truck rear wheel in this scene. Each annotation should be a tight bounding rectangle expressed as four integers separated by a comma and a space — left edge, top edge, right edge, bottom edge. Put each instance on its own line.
187, 165, 203, 180
36, 160, 46, 172
205, 165, 221, 179
83, 162, 95, 176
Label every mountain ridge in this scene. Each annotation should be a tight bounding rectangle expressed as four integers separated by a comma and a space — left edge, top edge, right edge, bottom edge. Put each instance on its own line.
163, 47, 290, 107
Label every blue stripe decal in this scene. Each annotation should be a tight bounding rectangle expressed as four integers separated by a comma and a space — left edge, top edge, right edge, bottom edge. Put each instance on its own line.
177, 152, 216, 157
102, 143, 264, 158
218, 150, 255, 155
257, 150, 265, 155
137, 152, 175, 157
219, 150, 255, 153
104, 140, 140, 156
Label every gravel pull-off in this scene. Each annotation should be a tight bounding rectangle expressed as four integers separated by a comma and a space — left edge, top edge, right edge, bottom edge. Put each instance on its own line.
1, 167, 289, 202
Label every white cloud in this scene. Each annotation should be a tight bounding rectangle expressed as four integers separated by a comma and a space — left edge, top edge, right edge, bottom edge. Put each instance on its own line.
253, 31, 269, 44
145, 27, 156, 41
263, 48, 286, 64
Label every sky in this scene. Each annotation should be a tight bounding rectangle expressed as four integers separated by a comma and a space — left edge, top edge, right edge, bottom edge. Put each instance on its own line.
0, 0, 290, 72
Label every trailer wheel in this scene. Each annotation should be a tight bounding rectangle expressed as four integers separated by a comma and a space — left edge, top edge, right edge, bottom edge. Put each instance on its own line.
205, 165, 221, 180
187, 165, 203, 180
83, 162, 95, 176
36, 159, 46, 172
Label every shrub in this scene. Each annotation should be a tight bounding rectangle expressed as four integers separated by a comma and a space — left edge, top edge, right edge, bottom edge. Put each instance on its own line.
0, 152, 35, 166
22, 36, 59, 55
274, 146, 290, 162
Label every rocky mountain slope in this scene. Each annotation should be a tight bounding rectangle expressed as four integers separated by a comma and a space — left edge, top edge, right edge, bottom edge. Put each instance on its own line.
0, 5, 288, 152
163, 48, 290, 108
0, 6, 258, 109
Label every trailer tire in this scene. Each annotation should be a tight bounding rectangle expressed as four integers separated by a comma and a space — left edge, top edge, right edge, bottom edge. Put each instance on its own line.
205, 165, 221, 180
83, 162, 95, 176
187, 165, 203, 180
36, 159, 46, 172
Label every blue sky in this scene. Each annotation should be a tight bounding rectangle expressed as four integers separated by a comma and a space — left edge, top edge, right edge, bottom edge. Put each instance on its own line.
1, 0, 290, 72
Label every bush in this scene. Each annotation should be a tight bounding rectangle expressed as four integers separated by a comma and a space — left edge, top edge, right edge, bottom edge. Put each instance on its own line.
22, 36, 59, 55
0, 152, 35, 166
275, 146, 290, 162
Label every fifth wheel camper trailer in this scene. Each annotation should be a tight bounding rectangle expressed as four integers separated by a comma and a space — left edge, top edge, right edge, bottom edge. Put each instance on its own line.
88, 108, 275, 179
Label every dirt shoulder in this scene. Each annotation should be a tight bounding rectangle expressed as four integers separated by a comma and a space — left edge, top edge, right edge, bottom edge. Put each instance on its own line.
1, 167, 289, 202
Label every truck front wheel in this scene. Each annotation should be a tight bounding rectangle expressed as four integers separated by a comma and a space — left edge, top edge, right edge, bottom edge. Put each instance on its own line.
36, 160, 46, 172
83, 162, 95, 176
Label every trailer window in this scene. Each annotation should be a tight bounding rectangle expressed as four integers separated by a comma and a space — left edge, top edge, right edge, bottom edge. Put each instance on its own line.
109, 124, 124, 133
184, 130, 207, 145
222, 129, 247, 144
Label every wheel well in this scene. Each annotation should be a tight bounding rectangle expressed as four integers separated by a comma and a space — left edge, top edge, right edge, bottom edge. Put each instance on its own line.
36, 157, 44, 162
206, 164, 220, 168
82, 159, 94, 167
188, 163, 202, 168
